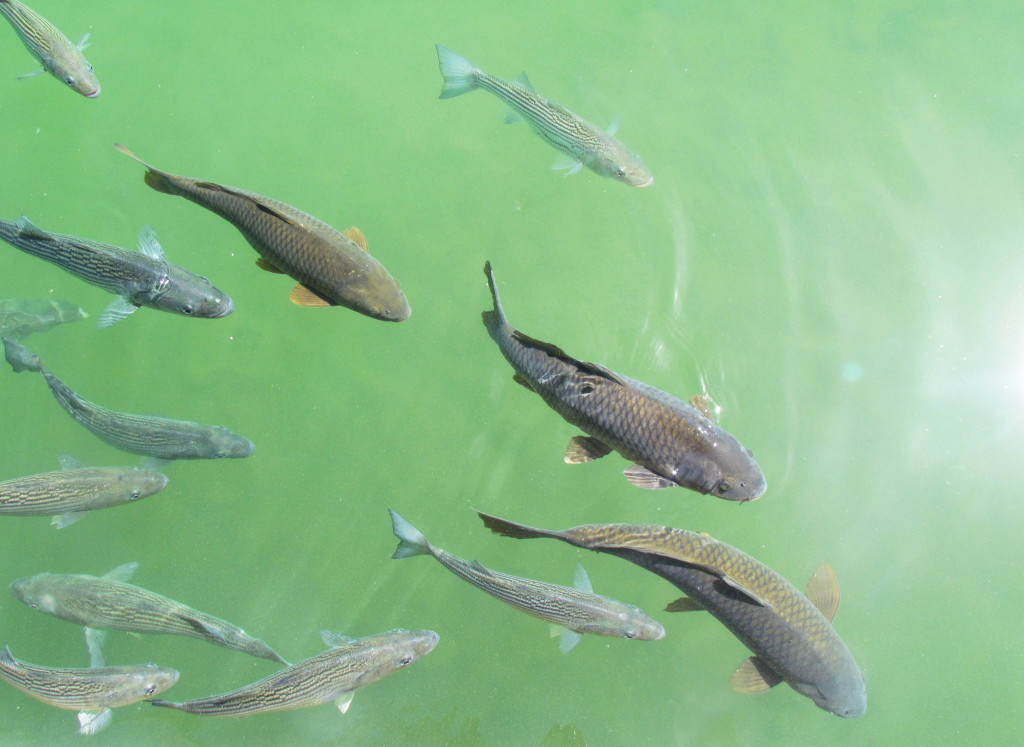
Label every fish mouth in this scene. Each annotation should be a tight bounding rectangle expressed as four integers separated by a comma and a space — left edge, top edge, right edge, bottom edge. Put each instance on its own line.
634, 175, 655, 187
85, 86, 101, 98
214, 298, 235, 318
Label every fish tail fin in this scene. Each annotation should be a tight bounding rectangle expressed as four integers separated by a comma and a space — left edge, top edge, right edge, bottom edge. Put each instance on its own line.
475, 510, 557, 541
389, 509, 432, 559
481, 260, 509, 335
2, 337, 43, 373
436, 45, 479, 99
114, 143, 176, 194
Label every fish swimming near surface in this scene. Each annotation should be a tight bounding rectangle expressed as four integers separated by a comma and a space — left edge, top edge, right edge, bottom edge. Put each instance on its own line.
0, 297, 87, 339
389, 509, 663, 652
2, 337, 254, 460
435, 45, 652, 187
476, 512, 866, 718
10, 562, 288, 665
114, 144, 410, 322
0, 216, 233, 327
481, 262, 766, 501
0, 454, 167, 528
150, 628, 438, 717
0, 644, 177, 735
0, 0, 99, 97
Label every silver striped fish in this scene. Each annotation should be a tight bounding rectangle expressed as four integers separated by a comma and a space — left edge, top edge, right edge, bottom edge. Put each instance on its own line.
0, 454, 168, 528
0, 297, 87, 339
0, 644, 177, 735
2, 337, 254, 460
151, 628, 438, 717
0, 216, 234, 327
0, 0, 99, 97
389, 510, 664, 652
436, 45, 652, 187
10, 562, 288, 665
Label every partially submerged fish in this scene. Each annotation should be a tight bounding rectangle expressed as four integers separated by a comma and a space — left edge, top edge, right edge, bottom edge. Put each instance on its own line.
0, 216, 233, 327
151, 628, 438, 717
0, 644, 177, 735
0, 297, 87, 339
114, 144, 410, 321
481, 262, 766, 501
477, 512, 866, 718
10, 562, 288, 665
389, 509, 663, 652
0, 454, 168, 528
436, 45, 652, 186
3, 337, 254, 460
0, 0, 99, 97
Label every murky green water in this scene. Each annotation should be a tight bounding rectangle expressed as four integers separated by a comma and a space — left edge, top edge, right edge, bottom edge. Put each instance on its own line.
0, 1, 1021, 744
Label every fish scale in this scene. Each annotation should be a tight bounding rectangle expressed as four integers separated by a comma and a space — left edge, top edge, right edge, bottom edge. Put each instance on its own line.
476, 513, 867, 718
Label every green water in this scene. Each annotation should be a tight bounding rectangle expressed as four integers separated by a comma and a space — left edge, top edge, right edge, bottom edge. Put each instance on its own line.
1, 1, 1021, 744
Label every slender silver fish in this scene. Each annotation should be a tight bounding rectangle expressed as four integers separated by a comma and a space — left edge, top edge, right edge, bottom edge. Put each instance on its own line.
436, 45, 652, 186
389, 510, 663, 652
0, 216, 233, 327
2, 337, 254, 460
10, 562, 288, 665
0, 644, 177, 735
151, 628, 438, 717
0, 454, 168, 528
0, 297, 87, 339
0, 0, 98, 97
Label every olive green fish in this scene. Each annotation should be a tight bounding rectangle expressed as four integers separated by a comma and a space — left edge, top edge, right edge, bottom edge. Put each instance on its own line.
0, 0, 99, 97
0, 644, 177, 735
2, 337, 254, 460
0, 297, 86, 339
482, 262, 766, 501
0, 216, 234, 327
0, 454, 167, 528
151, 628, 438, 717
436, 45, 652, 187
114, 144, 410, 322
389, 510, 663, 652
10, 562, 288, 665
477, 512, 866, 717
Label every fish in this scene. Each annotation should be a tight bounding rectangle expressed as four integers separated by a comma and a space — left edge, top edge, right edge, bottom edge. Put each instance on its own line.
10, 562, 288, 665
0, 644, 177, 735
481, 262, 766, 501
0, 297, 87, 339
0, 216, 233, 327
435, 45, 653, 187
476, 512, 867, 718
114, 144, 411, 322
0, 0, 99, 97
0, 453, 168, 528
2, 337, 255, 460
150, 628, 438, 717
389, 509, 663, 652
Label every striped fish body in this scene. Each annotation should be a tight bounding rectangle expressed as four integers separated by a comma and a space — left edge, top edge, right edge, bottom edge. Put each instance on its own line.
482, 262, 765, 501
0, 644, 177, 710
151, 629, 438, 716
0, 466, 167, 521
436, 45, 652, 187
115, 145, 410, 322
0, 0, 99, 97
9, 570, 287, 664
477, 513, 866, 718
0, 298, 87, 339
0, 218, 233, 323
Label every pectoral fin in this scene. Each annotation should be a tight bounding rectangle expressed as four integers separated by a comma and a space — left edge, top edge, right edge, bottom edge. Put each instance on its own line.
289, 284, 332, 307
623, 465, 675, 489
255, 257, 286, 273
565, 435, 613, 464
665, 596, 704, 612
729, 656, 783, 694
78, 708, 111, 736
336, 691, 355, 714
558, 627, 583, 654
53, 511, 86, 529
342, 226, 368, 252
98, 297, 138, 328
17, 69, 45, 80
805, 564, 840, 622
552, 154, 583, 175
512, 373, 536, 392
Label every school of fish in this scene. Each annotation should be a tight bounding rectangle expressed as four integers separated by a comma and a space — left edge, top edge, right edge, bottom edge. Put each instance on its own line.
0, 3, 865, 737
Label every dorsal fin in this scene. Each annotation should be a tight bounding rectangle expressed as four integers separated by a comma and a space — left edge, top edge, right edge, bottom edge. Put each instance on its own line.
509, 330, 626, 385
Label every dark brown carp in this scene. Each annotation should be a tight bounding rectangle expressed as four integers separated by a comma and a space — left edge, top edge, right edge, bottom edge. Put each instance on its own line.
476, 512, 866, 718
114, 144, 410, 322
481, 261, 765, 501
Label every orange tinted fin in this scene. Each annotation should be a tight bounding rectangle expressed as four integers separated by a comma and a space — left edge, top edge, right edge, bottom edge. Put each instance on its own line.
690, 394, 713, 419
806, 564, 840, 622
255, 257, 285, 273
565, 435, 613, 464
730, 656, 783, 693
623, 465, 674, 489
289, 284, 333, 307
343, 226, 369, 252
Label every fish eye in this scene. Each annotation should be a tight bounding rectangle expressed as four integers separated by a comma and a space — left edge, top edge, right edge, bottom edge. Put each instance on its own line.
625, 631, 637, 639
145, 684, 157, 695
88, 64, 94, 72
130, 491, 142, 501
64, 76, 75, 85
616, 168, 626, 178
182, 305, 194, 315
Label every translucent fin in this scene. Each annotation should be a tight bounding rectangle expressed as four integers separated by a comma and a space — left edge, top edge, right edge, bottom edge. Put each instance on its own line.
729, 656, 782, 693
342, 226, 368, 252
98, 297, 138, 328
389, 509, 431, 559
15, 215, 48, 239
16, 69, 45, 80
435, 45, 478, 99
606, 117, 621, 136
502, 106, 524, 125
552, 153, 581, 173
623, 465, 675, 489
78, 709, 111, 736
76, 33, 91, 51
85, 627, 107, 668
565, 435, 612, 464
806, 564, 840, 622
510, 72, 536, 93
137, 225, 165, 262
58, 454, 83, 470
320, 630, 354, 648
336, 691, 355, 714
573, 563, 592, 593
102, 562, 138, 583
559, 628, 582, 654
53, 511, 86, 529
